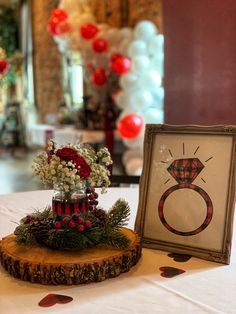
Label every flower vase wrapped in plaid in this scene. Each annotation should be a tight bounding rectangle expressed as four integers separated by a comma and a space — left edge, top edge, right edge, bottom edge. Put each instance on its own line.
32, 140, 112, 218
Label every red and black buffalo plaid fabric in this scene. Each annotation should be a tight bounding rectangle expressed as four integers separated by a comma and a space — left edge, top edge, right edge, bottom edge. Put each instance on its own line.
167, 158, 204, 184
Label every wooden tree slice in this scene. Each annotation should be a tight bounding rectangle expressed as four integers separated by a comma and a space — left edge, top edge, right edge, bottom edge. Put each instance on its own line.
0, 228, 141, 285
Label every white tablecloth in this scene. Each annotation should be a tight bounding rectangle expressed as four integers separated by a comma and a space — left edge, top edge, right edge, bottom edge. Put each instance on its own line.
0, 188, 235, 314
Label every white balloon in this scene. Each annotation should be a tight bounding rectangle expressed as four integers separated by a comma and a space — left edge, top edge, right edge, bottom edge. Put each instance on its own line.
79, 12, 96, 24
119, 27, 133, 39
148, 34, 164, 56
150, 54, 164, 77
119, 73, 139, 90
127, 40, 147, 58
102, 28, 121, 45
134, 20, 158, 41
152, 87, 165, 109
125, 157, 143, 176
58, 41, 69, 53
122, 148, 143, 165
114, 91, 133, 109
123, 132, 144, 149
60, 0, 81, 13
118, 38, 132, 55
139, 70, 162, 90
141, 107, 164, 123
69, 12, 96, 32
129, 90, 153, 110
131, 55, 150, 73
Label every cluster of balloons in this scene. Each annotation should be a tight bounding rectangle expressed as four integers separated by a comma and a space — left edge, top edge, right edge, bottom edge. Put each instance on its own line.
114, 21, 164, 175
114, 20, 164, 148
48, 1, 164, 175
48, 0, 134, 108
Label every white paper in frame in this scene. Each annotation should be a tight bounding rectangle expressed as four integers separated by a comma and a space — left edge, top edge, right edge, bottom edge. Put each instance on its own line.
135, 125, 236, 264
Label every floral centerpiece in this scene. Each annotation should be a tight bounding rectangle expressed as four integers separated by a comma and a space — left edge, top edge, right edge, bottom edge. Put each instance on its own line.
33, 139, 112, 198
14, 141, 131, 251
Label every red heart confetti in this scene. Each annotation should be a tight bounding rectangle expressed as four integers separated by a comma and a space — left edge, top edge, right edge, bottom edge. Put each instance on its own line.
38, 293, 73, 307
159, 266, 185, 278
168, 252, 192, 262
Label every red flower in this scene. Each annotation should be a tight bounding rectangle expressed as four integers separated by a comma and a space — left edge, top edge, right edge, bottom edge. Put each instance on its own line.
56, 147, 91, 178
73, 155, 91, 178
56, 147, 78, 161
47, 152, 52, 163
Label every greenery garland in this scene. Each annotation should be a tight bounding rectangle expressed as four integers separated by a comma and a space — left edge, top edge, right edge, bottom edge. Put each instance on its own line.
14, 199, 131, 250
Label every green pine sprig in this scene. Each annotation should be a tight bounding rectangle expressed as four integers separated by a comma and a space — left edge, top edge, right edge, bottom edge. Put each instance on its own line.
106, 199, 130, 229
14, 200, 131, 251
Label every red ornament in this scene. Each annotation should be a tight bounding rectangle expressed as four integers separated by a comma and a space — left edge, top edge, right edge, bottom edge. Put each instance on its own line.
0, 59, 9, 76
111, 56, 131, 75
62, 216, 70, 224
80, 23, 99, 40
68, 221, 76, 229
118, 114, 144, 139
84, 220, 92, 228
77, 217, 84, 224
54, 221, 62, 229
77, 225, 85, 232
92, 38, 108, 53
92, 68, 107, 86
51, 8, 68, 21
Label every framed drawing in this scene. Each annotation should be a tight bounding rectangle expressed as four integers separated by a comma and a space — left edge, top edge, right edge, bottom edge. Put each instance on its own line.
135, 125, 236, 264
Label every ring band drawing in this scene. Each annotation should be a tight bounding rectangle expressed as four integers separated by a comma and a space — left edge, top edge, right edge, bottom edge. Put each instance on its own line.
158, 158, 213, 236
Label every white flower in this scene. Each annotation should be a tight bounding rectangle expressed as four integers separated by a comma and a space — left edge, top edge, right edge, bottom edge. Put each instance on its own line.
32, 141, 112, 197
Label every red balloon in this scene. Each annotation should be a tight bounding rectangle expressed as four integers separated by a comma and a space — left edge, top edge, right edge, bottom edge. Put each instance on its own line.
92, 38, 108, 53
118, 114, 143, 139
111, 56, 131, 75
51, 8, 68, 21
47, 8, 69, 36
92, 68, 107, 86
110, 53, 123, 63
80, 23, 99, 40
0, 59, 9, 75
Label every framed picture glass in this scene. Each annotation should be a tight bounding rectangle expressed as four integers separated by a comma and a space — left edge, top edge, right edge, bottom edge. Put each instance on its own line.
135, 125, 236, 264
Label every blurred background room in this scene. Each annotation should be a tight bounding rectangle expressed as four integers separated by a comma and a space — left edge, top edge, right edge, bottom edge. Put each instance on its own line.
0, 0, 235, 194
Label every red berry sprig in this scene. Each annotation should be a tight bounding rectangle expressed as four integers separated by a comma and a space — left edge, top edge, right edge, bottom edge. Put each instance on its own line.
86, 187, 99, 210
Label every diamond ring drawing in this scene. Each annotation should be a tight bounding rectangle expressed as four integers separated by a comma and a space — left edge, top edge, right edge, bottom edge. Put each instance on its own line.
158, 158, 213, 236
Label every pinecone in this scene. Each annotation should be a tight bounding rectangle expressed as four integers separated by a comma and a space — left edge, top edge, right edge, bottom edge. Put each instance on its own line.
92, 208, 109, 227
30, 220, 52, 244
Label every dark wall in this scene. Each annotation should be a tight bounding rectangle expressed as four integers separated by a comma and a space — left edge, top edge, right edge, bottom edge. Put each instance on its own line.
163, 0, 236, 125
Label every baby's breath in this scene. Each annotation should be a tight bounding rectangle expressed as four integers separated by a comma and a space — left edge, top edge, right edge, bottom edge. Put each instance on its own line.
32, 140, 113, 197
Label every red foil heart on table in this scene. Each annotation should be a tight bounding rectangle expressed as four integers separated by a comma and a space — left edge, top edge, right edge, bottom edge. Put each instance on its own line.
168, 253, 192, 262
159, 266, 185, 278
38, 293, 73, 307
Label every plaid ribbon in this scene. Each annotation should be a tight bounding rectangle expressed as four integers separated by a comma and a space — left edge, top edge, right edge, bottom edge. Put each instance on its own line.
52, 198, 88, 215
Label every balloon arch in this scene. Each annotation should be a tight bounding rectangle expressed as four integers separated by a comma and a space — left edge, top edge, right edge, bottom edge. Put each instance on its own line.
47, 0, 164, 174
